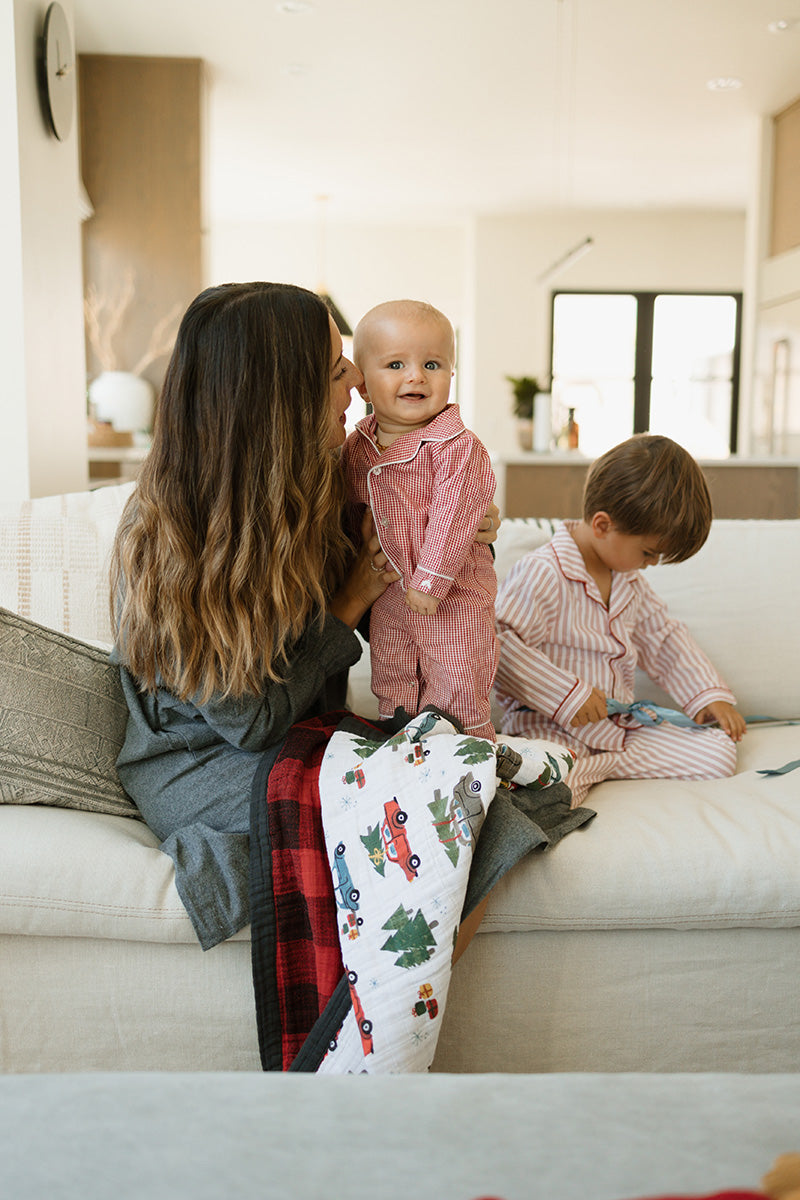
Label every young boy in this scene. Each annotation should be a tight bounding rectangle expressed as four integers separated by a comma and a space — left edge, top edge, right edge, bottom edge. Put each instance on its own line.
494, 434, 746, 806
341, 299, 497, 739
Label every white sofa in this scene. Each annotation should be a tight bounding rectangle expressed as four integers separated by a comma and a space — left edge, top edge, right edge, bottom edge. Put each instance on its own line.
1, 483, 799, 1075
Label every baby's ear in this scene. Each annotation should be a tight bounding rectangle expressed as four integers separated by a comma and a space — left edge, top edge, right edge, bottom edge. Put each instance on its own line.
356, 380, 370, 402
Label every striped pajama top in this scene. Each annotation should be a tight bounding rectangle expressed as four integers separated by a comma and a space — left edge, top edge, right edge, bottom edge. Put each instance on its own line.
494, 522, 734, 750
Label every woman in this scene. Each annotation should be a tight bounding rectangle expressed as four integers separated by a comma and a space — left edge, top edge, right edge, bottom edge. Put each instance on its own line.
111, 281, 499, 951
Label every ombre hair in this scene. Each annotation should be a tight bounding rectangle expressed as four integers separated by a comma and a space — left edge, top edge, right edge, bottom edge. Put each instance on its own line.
582, 434, 713, 563
111, 282, 351, 701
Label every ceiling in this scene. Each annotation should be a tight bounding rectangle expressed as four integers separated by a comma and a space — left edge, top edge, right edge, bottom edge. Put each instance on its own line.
71, 0, 800, 225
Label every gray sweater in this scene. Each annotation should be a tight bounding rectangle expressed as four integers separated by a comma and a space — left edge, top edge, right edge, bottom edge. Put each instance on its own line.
113, 616, 362, 949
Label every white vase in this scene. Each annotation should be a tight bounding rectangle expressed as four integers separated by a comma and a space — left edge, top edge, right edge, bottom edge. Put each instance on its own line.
516, 418, 534, 452
533, 393, 553, 452
89, 371, 154, 433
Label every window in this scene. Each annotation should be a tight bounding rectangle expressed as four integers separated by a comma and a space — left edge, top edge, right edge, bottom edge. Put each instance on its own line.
550, 291, 742, 460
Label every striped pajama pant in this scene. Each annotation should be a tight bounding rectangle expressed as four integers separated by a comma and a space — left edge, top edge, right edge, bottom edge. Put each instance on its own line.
369, 581, 498, 740
503, 712, 737, 808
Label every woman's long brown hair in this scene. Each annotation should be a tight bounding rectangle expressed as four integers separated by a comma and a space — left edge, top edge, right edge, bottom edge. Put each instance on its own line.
111, 282, 351, 702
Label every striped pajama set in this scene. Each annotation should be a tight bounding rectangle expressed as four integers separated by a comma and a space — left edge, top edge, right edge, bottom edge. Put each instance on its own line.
341, 406, 498, 739
494, 522, 737, 806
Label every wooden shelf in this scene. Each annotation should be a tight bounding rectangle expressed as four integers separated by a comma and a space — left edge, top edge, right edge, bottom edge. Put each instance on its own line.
87, 442, 150, 487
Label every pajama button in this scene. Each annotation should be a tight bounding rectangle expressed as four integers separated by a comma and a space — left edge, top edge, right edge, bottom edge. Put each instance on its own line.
380, 517, 389, 528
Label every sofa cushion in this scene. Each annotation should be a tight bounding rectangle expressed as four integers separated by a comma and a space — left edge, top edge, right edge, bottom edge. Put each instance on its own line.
484, 723, 800, 933
0, 804, 211, 942
491, 518, 800, 720
0, 606, 139, 819
0, 482, 135, 644
492, 517, 562, 584
642, 519, 800, 720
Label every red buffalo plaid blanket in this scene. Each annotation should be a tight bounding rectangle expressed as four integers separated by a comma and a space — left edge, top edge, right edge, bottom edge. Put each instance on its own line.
250, 712, 353, 1071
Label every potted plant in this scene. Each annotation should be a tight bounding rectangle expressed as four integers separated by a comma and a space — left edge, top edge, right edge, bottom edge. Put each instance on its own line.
505, 375, 541, 451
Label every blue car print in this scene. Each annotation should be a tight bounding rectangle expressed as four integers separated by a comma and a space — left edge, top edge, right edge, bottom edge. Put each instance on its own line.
332, 842, 360, 912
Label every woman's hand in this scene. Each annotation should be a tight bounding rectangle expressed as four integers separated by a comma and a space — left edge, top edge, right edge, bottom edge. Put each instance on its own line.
475, 501, 501, 545
328, 509, 400, 630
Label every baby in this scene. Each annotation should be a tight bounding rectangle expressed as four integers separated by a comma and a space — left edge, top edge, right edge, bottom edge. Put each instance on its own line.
341, 299, 497, 739
494, 434, 745, 806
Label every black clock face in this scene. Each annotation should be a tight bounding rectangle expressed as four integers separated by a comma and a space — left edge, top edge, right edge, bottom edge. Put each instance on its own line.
40, 2, 74, 140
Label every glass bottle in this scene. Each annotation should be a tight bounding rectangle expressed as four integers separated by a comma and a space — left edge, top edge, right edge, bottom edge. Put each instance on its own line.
558, 407, 579, 450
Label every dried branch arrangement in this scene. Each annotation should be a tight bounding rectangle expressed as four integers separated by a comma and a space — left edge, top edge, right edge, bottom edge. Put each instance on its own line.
84, 269, 182, 377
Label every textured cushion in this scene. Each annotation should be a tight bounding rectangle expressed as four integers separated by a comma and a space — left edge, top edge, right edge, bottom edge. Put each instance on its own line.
492, 516, 562, 584
0, 482, 135, 644
0, 606, 139, 818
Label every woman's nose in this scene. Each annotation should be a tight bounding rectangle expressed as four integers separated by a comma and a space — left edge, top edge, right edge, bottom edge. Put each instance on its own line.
347, 358, 364, 388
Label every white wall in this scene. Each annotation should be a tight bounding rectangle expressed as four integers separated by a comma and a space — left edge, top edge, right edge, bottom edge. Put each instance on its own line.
208, 219, 468, 330
0, 0, 28, 498
210, 209, 747, 458
0, 0, 87, 500
468, 209, 746, 454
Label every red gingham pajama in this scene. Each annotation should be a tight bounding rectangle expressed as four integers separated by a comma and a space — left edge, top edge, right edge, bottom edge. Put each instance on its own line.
341, 406, 498, 739
494, 522, 738, 806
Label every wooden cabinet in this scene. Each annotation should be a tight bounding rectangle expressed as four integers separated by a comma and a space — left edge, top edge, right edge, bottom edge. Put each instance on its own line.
79, 54, 203, 459
497, 455, 800, 520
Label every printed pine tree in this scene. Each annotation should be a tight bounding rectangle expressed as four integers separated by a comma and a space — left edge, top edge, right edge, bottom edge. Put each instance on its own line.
349, 736, 383, 760
454, 737, 495, 765
552, 750, 575, 775
381, 904, 439, 970
428, 789, 460, 867
383, 711, 439, 752
360, 823, 386, 875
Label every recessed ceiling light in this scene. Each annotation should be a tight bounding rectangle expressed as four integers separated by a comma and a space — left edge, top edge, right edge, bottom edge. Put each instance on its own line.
767, 18, 798, 33
706, 77, 743, 91
275, 1, 313, 12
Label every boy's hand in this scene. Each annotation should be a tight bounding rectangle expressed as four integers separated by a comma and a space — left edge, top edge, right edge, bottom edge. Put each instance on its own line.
570, 686, 608, 727
695, 700, 747, 742
406, 588, 440, 616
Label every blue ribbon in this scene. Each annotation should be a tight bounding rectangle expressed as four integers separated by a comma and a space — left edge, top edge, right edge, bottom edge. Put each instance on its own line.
757, 759, 800, 777
606, 700, 800, 775
605, 698, 703, 728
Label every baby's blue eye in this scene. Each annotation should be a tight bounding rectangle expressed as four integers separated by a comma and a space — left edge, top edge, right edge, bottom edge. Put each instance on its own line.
388, 361, 403, 370
425, 361, 439, 370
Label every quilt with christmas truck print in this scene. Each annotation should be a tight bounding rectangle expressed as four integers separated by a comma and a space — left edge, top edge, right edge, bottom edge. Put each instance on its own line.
249, 707, 582, 1074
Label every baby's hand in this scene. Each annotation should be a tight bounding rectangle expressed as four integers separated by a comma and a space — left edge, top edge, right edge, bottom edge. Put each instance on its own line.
406, 588, 440, 616
570, 686, 608, 727
695, 700, 747, 741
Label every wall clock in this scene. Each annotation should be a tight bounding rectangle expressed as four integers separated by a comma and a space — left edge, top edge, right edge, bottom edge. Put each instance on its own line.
38, 2, 75, 141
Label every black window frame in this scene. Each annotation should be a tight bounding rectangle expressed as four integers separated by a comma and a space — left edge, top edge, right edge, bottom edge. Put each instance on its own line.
548, 289, 743, 453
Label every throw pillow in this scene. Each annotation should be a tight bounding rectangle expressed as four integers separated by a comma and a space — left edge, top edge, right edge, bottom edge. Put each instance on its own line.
0, 606, 140, 819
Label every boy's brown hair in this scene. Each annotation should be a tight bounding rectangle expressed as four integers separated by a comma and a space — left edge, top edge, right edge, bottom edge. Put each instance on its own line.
582, 434, 712, 563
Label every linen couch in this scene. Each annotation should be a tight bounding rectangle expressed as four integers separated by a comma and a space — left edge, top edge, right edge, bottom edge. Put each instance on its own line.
0, 482, 798, 1075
